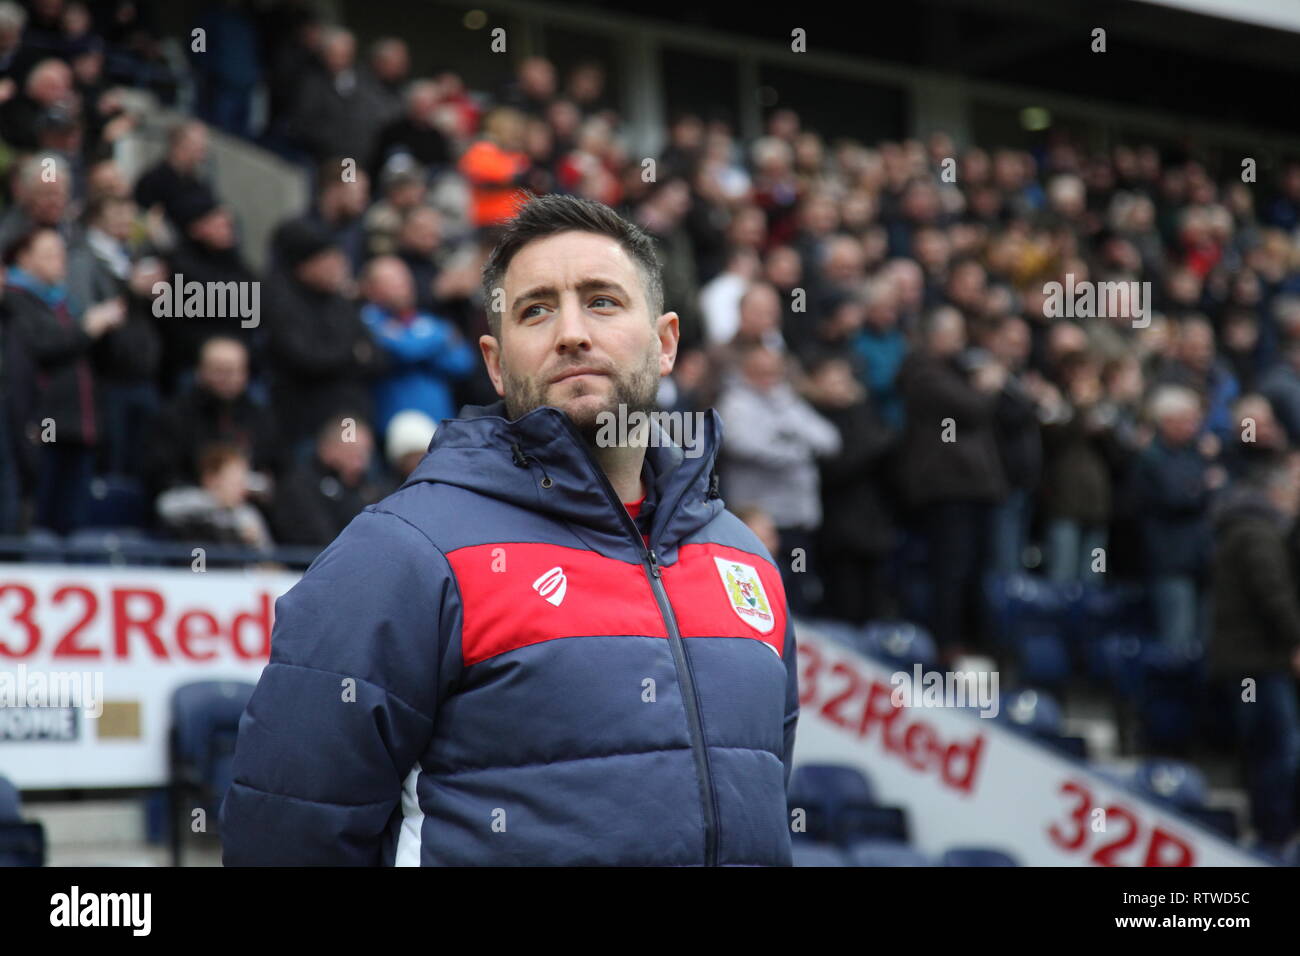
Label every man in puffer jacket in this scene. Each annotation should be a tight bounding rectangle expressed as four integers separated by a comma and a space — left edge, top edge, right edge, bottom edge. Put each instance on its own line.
220, 194, 800, 866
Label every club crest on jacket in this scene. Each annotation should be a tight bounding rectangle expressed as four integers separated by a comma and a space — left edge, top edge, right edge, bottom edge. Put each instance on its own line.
714, 557, 774, 633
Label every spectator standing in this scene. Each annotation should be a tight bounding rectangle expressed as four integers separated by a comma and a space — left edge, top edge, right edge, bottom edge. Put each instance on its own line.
895, 306, 1007, 654
264, 220, 377, 451
457, 106, 530, 229
1208, 453, 1300, 854
270, 414, 388, 547
284, 27, 391, 163
158, 193, 259, 382
133, 120, 217, 227
1134, 385, 1222, 652
66, 195, 163, 476
717, 343, 840, 614
1041, 351, 1115, 584
358, 255, 474, 435
3, 227, 123, 533
142, 335, 281, 495
806, 352, 897, 623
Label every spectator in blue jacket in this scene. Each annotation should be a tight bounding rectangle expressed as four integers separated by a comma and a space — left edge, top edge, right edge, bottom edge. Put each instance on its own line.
359, 254, 475, 435
1154, 315, 1239, 443
852, 275, 909, 429
1134, 385, 1225, 652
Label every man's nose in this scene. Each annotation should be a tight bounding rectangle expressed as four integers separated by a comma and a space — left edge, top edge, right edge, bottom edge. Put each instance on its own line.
552, 296, 592, 352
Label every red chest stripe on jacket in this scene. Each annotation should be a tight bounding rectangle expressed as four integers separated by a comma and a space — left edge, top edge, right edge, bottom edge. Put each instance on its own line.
661, 543, 788, 655
446, 543, 667, 666
444, 541, 789, 667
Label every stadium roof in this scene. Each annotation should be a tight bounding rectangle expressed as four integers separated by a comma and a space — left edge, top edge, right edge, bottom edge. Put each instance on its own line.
1135, 0, 1300, 34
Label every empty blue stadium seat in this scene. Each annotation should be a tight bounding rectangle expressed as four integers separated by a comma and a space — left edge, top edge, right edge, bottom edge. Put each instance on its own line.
847, 840, 933, 866
64, 527, 151, 565
792, 842, 849, 866
788, 764, 875, 842
861, 620, 938, 668
169, 680, 256, 865
787, 764, 911, 846
839, 804, 909, 844
1071, 583, 1152, 641
1015, 632, 1072, 685
1134, 759, 1208, 810
941, 847, 1020, 866
1053, 735, 1090, 759
0, 823, 45, 866
85, 476, 150, 529
790, 763, 875, 807
0, 776, 21, 822
14, 527, 63, 564
0, 777, 43, 867
1182, 806, 1239, 840
999, 687, 1064, 738
985, 573, 1079, 654
1091, 634, 1147, 697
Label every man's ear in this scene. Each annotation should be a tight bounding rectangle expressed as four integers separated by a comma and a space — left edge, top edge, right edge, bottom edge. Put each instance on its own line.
656, 311, 680, 377
479, 334, 506, 397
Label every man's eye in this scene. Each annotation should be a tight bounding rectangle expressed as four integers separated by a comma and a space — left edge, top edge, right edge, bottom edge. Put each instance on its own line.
591, 296, 617, 309
522, 304, 548, 319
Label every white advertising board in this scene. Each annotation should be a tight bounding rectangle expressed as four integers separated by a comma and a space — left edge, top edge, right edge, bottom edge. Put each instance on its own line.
791, 627, 1266, 866
0, 564, 295, 789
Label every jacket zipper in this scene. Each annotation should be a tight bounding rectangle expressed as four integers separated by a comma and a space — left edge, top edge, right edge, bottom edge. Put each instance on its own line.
543, 420, 721, 866
643, 547, 720, 867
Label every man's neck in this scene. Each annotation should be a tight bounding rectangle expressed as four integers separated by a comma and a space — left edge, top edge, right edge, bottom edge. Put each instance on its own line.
591, 440, 646, 504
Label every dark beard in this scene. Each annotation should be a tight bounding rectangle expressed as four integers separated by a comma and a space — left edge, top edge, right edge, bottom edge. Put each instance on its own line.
502, 353, 660, 446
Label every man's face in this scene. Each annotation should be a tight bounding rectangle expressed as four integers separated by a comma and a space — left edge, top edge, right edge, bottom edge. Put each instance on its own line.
319, 429, 373, 486
198, 341, 249, 401
364, 258, 414, 312
331, 175, 370, 220
742, 348, 784, 392
481, 231, 678, 441
25, 177, 68, 225
173, 126, 208, 172
296, 248, 349, 293
1159, 408, 1200, 446
190, 208, 234, 249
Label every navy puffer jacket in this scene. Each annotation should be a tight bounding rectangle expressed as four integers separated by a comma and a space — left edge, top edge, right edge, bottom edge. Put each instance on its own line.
220, 400, 800, 865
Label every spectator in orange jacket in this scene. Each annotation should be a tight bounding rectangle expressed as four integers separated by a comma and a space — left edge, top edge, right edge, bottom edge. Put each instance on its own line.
457, 107, 530, 228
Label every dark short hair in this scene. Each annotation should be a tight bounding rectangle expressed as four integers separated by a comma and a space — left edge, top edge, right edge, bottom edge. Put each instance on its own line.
480, 192, 663, 337
83, 193, 130, 226
2, 226, 56, 266
196, 441, 247, 479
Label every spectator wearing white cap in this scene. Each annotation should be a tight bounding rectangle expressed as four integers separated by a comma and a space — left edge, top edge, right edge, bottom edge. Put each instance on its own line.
385, 408, 437, 481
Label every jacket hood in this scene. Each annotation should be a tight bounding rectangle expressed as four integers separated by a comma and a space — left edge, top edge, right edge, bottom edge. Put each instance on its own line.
401, 400, 726, 551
